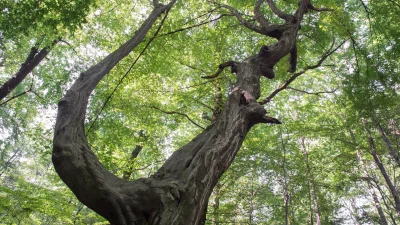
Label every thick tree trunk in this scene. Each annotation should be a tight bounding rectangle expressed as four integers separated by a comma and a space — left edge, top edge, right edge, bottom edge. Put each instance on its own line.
0, 41, 57, 101
52, 1, 312, 224
362, 120, 400, 217
356, 148, 388, 225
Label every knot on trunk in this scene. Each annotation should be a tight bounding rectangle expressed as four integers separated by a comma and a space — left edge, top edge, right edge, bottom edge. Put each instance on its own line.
256, 45, 275, 79
244, 102, 281, 125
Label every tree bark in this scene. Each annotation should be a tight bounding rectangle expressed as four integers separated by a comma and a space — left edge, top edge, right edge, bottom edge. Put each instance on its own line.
0, 40, 57, 101
362, 119, 400, 218
52, 1, 313, 224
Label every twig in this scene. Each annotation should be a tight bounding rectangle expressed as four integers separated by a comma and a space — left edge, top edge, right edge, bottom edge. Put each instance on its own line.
150, 106, 205, 129
156, 14, 227, 38
172, 55, 209, 74
210, 1, 265, 34
259, 39, 346, 105
0, 81, 43, 106
287, 87, 337, 95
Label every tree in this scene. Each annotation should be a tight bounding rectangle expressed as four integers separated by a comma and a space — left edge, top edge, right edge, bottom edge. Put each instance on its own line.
51, 0, 338, 224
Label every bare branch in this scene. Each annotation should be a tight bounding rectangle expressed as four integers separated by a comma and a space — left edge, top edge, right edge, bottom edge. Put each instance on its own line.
254, 0, 270, 28
266, 0, 294, 22
259, 39, 346, 105
151, 106, 205, 129
287, 87, 337, 95
210, 1, 266, 34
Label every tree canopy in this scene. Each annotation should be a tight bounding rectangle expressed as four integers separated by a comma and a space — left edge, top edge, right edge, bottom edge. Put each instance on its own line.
1, 0, 400, 224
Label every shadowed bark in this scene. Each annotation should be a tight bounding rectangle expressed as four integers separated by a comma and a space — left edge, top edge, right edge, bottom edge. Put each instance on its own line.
52, 1, 322, 224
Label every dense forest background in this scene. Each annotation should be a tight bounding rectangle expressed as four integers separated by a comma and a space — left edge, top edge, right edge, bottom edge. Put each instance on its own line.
1, 0, 400, 224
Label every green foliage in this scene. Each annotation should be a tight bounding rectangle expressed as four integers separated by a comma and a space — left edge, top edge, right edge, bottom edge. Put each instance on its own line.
0, 0, 95, 41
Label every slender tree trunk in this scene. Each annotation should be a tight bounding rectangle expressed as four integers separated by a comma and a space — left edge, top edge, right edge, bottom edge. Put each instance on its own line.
281, 133, 289, 225
372, 115, 400, 167
248, 180, 256, 225
284, 190, 290, 225
52, 1, 313, 224
373, 178, 398, 225
356, 148, 388, 225
350, 198, 362, 225
301, 138, 321, 225
0, 40, 57, 101
362, 119, 400, 217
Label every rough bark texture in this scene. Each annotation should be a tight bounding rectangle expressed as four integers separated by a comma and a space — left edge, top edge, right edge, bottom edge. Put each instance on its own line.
0, 41, 57, 101
52, 1, 315, 224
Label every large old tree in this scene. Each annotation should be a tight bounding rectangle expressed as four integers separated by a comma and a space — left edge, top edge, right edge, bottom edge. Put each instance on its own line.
52, 0, 335, 224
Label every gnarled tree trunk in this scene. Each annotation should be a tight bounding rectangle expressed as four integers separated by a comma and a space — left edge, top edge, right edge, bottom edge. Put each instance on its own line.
52, 1, 316, 224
